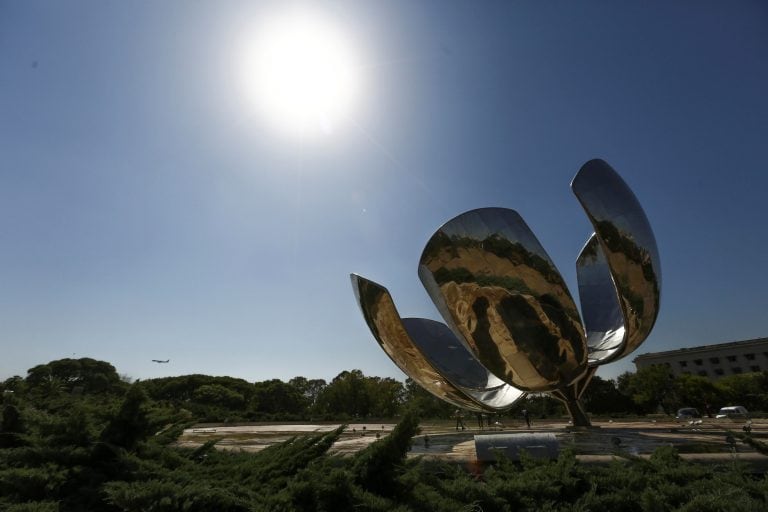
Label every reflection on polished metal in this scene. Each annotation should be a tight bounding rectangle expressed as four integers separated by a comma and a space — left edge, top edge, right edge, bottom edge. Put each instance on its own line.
572, 159, 662, 365
351, 274, 525, 412
351, 159, 661, 426
418, 208, 587, 393
576, 234, 625, 365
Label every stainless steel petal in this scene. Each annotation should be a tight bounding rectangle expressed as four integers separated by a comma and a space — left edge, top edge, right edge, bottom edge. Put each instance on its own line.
401, 318, 525, 410
576, 233, 626, 364
571, 159, 662, 364
351, 273, 511, 412
418, 207, 588, 392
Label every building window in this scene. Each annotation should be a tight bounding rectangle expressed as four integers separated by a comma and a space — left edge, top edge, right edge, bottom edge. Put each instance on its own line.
679, 361, 688, 368
694, 359, 703, 366
697, 370, 707, 377
709, 357, 720, 364
727, 356, 737, 362
745, 353, 755, 361
732, 367, 742, 374
750, 365, 760, 372
714, 368, 724, 376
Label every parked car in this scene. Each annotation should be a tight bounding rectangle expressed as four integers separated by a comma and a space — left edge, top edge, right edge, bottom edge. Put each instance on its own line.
715, 406, 750, 419
675, 407, 702, 420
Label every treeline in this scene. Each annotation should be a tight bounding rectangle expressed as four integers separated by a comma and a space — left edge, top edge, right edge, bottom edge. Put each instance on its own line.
615, 365, 768, 416
523, 366, 768, 420
138, 371, 415, 422
3, 358, 768, 425
0, 359, 457, 423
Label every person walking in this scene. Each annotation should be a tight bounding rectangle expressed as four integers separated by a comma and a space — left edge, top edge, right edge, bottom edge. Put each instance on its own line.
522, 409, 531, 428
454, 409, 466, 430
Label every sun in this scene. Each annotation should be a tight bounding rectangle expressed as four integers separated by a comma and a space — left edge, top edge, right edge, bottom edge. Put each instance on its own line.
241, 10, 362, 138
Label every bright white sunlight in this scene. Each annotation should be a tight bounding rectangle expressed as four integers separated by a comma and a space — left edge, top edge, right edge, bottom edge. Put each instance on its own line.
240, 9, 362, 138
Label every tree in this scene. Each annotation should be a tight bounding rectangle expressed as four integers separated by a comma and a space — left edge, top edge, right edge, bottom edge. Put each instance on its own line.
715, 372, 768, 411
674, 374, 721, 413
100, 385, 152, 450
352, 410, 419, 496
515, 393, 564, 419
0, 404, 26, 448
251, 379, 307, 416
192, 384, 246, 410
1, 376, 26, 395
1, 404, 24, 433
365, 377, 405, 418
617, 365, 676, 414
581, 376, 634, 415
141, 375, 254, 404
26, 358, 125, 396
288, 377, 326, 408
313, 370, 405, 419
401, 378, 453, 418
315, 370, 371, 418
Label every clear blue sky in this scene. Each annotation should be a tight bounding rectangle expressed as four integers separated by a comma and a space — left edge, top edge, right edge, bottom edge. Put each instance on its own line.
1, 1, 767, 383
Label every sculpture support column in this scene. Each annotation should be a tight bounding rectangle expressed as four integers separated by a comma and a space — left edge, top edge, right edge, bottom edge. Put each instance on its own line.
551, 387, 591, 427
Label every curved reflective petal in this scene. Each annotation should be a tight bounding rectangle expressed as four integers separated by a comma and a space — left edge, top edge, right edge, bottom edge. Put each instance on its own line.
418, 207, 587, 392
571, 159, 662, 364
401, 318, 525, 410
576, 233, 625, 364
351, 273, 521, 411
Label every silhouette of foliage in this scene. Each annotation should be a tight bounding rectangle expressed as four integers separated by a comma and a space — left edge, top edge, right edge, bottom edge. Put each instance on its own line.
3, 357, 768, 511
99, 385, 152, 450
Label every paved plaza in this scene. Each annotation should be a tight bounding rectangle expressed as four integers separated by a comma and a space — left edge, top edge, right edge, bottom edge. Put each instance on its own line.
177, 418, 768, 469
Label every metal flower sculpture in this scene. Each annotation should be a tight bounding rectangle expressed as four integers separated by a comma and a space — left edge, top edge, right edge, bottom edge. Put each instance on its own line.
351, 159, 661, 426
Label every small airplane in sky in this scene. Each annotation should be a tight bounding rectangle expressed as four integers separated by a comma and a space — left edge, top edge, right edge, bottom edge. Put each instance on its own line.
151, 359, 170, 363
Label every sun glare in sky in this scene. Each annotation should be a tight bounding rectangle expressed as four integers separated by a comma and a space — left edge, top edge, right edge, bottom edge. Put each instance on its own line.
241, 10, 362, 138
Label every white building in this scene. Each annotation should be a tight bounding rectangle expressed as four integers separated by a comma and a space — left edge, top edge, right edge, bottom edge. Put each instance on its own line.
633, 337, 768, 380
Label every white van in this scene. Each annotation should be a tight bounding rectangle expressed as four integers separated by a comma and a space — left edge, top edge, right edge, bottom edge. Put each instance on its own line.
715, 406, 749, 419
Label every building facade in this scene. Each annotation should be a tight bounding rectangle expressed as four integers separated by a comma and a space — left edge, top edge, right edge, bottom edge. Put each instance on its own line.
633, 337, 768, 380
